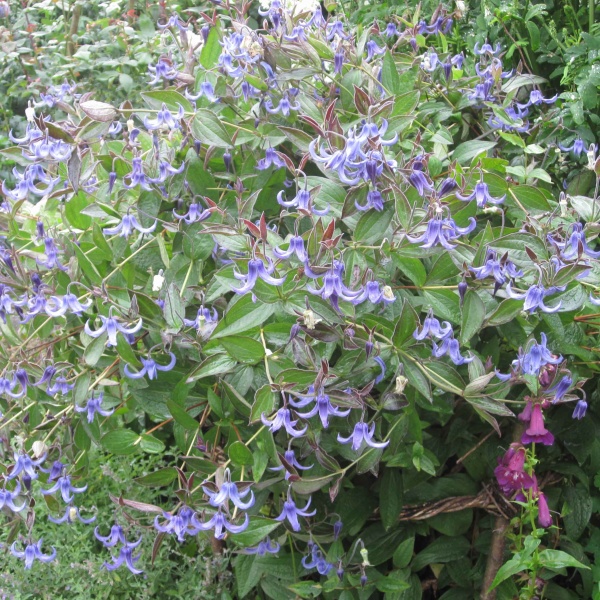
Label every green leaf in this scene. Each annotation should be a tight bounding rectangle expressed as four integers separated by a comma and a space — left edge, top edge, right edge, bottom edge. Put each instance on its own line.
141, 90, 194, 113
537, 549, 589, 571
353, 202, 394, 245
221, 381, 252, 417
452, 140, 497, 165
229, 440, 254, 466
191, 109, 233, 148
465, 396, 515, 417
509, 185, 551, 212
404, 359, 432, 401
164, 282, 185, 332
200, 27, 222, 69
229, 517, 280, 547
379, 469, 403, 530
251, 385, 278, 423
288, 582, 322, 598
563, 487, 592, 541
291, 474, 337, 495
485, 298, 523, 326
140, 434, 166, 454
412, 536, 470, 571
381, 51, 400, 94
220, 336, 265, 364
167, 398, 198, 430
83, 334, 106, 367
135, 467, 178, 487
460, 291, 486, 344
393, 299, 419, 348
101, 430, 140, 456
393, 537, 415, 568
489, 555, 526, 590
186, 353, 237, 383
211, 295, 275, 339
423, 289, 461, 323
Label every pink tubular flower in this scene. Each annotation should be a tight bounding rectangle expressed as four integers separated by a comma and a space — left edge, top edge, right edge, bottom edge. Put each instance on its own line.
494, 443, 534, 495
521, 403, 554, 446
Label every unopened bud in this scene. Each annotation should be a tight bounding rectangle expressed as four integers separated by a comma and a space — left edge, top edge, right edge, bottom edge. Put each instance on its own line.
395, 375, 408, 394
69, 506, 78, 522
31, 440, 48, 459
360, 548, 370, 567
458, 281, 468, 305
152, 270, 165, 292
302, 309, 320, 330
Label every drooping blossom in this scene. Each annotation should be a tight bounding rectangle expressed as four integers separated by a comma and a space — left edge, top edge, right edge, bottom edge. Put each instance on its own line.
48, 505, 96, 525
143, 103, 184, 130
290, 386, 351, 429
405, 215, 476, 250
195, 509, 249, 539
456, 180, 505, 207
256, 148, 287, 170
154, 506, 201, 542
245, 537, 280, 555
306, 260, 363, 311
547, 223, 600, 259
7, 451, 46, 481
0, 483, 26, 512
261, 407, 307, 438
497, 333, 562, 380
232, 257, 286, 294
42, 475, 87, 503
275, 490, 316, 531
270, 449, 313, 480
521, 403, 554, 446
506, 281, 565, 314
124, 353, 176, 380
103, 538, 144, 575
202, 468, 255, 510
337, 421, 389, 452
273, 235, 307, 261
102, 212, 157, 238
302, 543, 333, 575
494, 444, 534, 495
431, 335, 474, 365
10, 540, 56, 570
184, 306, 219, 338
469, 249, 523, 294
84, 314, 143, 347
413, 309, 453, 340
572, 399, 588, 420
546, 375, 572, 403
94, 524, 128, 548
75, 392, 115, 423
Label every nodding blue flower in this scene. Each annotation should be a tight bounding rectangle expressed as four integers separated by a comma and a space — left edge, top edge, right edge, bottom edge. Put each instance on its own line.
124, 353, 176, 380
37, 236, 67, 271
9, 123, 44, 145
277, 187, 329, 216
407, 162, 434, 196
34, 365, 57, 388
186, 81, 218, 103
46, 375, 74, 396
547, 375, 572, 402
103, 212, 157, 238
456, 181, 505, 208
497, 333, 562, 380
103, 538, 144, 575
49, 505, 96, 525
547, 223, 600, 259
42, 475, 87, 503
183, 306, 219, 339
245, 537, 280, 555
19, 290, 48, 324
385, 23, 399, 37
45, 292, 92, 317
306, 260, 363, 311
284, 26, 308, 42
232, 257, 285, 294
474, 40, 502, 55
148, 160, 185, 184
219, 54, 245, 78
373, 356, 387, 383
261, 407, 308, 438
2, 166, 59, 201
202, 468, 255, 510
195, 508, 249, 539
353, 281, 396, 306
273, 235, 307, 261
475, 57, 513, 79
421, 49, 440, 72
7, 451, 46, 480
42, 460, 66, 482
75, 392, 114, 423
418, 15, 453, 34
365, 39, 386, 61
95, 524, 128, 548
432, 335, 474, 365
148, 57, 179, 85
121, 157, 154, 191
275, 490, 316, 531
337, 420, 389, 452
413, 309, 453, 341
143, 103, 184, 131
0, 483, 26, 512
506, 281, 565, 313
0, 284, 19, 322
270, 449, 313, 481
406, 214, 476, 250
154, 506, 201, 542
327, 20, 348, 40
302, 543, 333, 575
264, 93, 301, 117
573, 399, 588, 420
467, 80, 495, 103
11, 539, 56, 570
470, 249, 523, 294
558, 137, 590, 157
108, 121, 122, 137
356, 190, 384, 212
333, 51, 345, 74
517, 90, 558, 110
158, 13, 188, 31
256, 148, 287, 171
84, 313, 143, 347
23, 133, 72, 162
590, 293, 600, 306
290, 386, 351, 429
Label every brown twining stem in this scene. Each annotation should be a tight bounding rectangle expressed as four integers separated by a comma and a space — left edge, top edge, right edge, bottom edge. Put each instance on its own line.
66, 3, 82, 57
480, 516, 510, 600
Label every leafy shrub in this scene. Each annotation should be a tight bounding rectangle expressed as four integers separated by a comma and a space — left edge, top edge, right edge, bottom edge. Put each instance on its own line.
0, 1, 599, 599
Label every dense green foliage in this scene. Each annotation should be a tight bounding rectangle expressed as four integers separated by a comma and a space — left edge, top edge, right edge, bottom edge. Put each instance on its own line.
0, 0, 599, 599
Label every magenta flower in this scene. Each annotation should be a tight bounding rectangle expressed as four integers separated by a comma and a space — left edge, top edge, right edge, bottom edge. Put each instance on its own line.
521, 403, 554, 446
494, 444, 534, 495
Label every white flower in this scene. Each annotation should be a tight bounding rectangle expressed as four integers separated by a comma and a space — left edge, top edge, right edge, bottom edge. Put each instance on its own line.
152, 270, 165, 292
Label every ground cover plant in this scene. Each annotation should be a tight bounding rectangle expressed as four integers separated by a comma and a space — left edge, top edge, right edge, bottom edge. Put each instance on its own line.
0, 0, 600, 598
